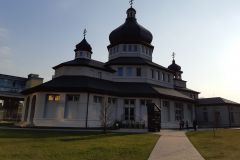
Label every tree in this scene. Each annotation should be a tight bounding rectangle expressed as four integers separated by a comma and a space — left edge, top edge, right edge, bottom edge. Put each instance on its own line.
100, 95, 113, 133
212, 111, 220, 137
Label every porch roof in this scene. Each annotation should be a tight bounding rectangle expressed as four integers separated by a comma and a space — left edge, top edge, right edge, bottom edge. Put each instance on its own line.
22, 76, 194, 102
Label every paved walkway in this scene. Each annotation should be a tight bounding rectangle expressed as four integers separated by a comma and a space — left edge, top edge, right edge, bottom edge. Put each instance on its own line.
148, 130, 205, 160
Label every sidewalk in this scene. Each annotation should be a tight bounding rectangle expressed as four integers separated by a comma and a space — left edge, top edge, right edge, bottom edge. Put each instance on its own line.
148, 130, 205, 160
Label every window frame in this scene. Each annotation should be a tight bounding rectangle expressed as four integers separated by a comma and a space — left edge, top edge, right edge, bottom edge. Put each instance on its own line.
47, 94, 60, 102
126, 67, 133, 76
136, 68, 141, 77
93, 96, 103, 103
175, 102, 184, 121
67, 94, 80, 102
117, 67, 124, 76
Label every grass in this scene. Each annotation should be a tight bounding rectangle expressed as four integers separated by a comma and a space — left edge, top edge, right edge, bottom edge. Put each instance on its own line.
0, 129, 159, 160
187, 129, 240, 160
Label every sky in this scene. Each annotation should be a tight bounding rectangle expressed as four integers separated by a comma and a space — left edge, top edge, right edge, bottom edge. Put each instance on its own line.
0, 0, 240, 102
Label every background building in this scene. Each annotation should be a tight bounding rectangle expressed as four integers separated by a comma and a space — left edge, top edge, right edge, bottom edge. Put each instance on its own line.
197, 97, 240, 128
0, 74, 43, 121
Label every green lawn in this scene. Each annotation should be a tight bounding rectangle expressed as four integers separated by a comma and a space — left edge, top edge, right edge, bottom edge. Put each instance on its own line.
0, 129, 159, 160
187, 129, 240, 160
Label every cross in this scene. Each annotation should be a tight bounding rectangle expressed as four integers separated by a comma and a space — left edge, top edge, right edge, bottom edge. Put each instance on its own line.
129, 0, 134, 8
83, 29, 87, 38
172, 52, 176, 60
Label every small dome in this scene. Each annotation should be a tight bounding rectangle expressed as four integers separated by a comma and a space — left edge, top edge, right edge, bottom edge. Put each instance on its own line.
168, 60, 181, 72
109, 7, 153, 46
74, 38, 92, 53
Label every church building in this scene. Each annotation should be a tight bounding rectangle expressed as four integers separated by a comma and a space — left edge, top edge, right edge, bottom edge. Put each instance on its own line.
22, 4, 199, 129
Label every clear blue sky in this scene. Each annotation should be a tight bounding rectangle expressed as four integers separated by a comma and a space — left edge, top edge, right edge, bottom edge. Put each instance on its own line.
1, 0, 240, 102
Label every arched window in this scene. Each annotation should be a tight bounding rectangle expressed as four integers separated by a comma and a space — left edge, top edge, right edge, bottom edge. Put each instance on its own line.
29, 95, 36, 123
23, 96, 30, 121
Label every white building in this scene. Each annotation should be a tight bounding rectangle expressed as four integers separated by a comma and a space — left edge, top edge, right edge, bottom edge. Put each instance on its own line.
22, 5, 199, 129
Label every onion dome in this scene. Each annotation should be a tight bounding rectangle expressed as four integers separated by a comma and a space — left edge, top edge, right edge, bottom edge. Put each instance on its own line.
74, 38, 92, 53
168, 60, 181, 72
109, 7, 153, 46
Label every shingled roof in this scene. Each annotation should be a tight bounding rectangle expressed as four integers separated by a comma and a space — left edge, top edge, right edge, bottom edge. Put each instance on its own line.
105, 57, 172, 72
198, 97, 240, 106
22, 75, 194, 102
175, 86, 200, 94
53, 59, 115, 73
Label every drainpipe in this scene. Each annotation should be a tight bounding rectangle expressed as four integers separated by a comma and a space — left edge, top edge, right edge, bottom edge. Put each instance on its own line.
85, 92, 90, 128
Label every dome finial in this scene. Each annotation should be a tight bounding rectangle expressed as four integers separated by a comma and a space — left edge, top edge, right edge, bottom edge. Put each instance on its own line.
172, 52, 176, 60
127, 0, 136, 19
83, 28, 87, 39
129, 0, 134, 8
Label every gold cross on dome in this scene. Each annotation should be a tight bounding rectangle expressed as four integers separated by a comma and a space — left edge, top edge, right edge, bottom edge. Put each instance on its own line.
83, 29, 87, 38
129, 0, 134, 7
172, 52, 176, 60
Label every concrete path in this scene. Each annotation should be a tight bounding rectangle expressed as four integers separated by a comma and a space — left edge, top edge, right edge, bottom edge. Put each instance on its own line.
148, 130, 205, 160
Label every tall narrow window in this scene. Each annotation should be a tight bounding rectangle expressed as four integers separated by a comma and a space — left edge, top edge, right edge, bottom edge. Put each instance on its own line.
175, 103, 184, 121
157, 71, 160, 80
123, 45, 127, 52
67, 95, 80, 102
163, 101, 170, 121
162, 72, 165, 81
168, 74, 171, 82
134, 45, 137, 51
136, 68, 141, 77
188, 104, 193, 121
93, 96, 103, 103
151, 69, 155, 79
0, 100, 3, 108
140, 99, 152, 106
156, 71, 159, 80
24, 96, 30, 121
142, 46, 145, 53
108, 97, 117, 104
109, 48, 112, 55
128, 45, 132, 52
126, 67, 132, 76
124, 99, 135, 121
117, 67, 123, 76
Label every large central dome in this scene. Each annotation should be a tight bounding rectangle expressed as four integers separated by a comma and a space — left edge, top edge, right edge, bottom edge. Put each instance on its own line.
109, 7, 153, 47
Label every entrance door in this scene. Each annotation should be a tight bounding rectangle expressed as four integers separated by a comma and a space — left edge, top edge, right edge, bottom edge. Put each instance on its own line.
147, 103, 161, 132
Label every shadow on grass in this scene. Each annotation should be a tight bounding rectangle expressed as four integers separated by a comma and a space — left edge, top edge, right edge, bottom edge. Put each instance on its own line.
0, 121, 16, 127
0, 129, 137, 140
58, 132, 134, 142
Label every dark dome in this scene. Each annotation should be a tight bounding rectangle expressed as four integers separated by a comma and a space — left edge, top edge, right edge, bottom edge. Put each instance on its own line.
109, 7, 153, 46
168, 60, 181, 72
74, 38, 92, 53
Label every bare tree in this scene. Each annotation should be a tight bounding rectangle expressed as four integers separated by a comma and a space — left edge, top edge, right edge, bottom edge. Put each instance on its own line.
100, 95, 113, 133
212, 111, 220, 137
